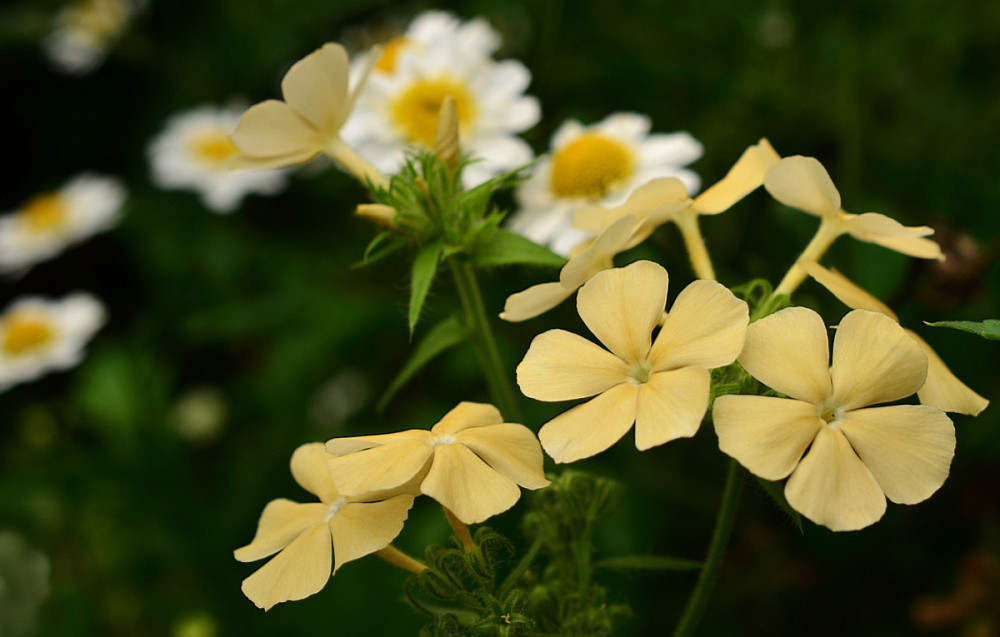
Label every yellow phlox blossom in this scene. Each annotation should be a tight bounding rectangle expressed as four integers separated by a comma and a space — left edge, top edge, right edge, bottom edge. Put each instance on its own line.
517, 260, 749, 463
234, 443, 414, 611
713, 307, 956, 532
325, 402, 550, 525
802, 260, 989, 416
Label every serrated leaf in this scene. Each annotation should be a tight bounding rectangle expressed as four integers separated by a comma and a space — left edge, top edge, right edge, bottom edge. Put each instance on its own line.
378, 315, 469, 413
409, 239, 443, 335
925, 319, 1000, 341
594, 555, 701, 571
756, 477, 803, 533
469, 229, 568, 268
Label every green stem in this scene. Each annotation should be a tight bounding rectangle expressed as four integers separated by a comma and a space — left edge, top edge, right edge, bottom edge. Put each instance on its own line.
449, 260, 522, 422
671, 459, 745, 637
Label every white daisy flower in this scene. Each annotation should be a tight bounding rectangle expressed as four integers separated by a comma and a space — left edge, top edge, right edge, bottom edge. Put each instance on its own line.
340, 15, 540, 189
148, 104, 288, 214
0, 174, 126, 275
41, 0, 138, 76
0, 293, 106, 392
507, 113, 703, 256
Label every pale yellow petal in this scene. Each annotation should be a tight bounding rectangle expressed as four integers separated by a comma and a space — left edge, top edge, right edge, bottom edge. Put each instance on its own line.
830, 310, 927, 410
764, 156, 841, 218
784, 426, 886, 531
738, 306, 832, 404
239, 523, 332, 610
432, 402, 503, 435
576, 260, 667, 363
559, 215, 637, 288
634, 367, 710, 450
538, 383, 638, 463
691, 138, 781, 215
499, 282, 574, 322
517, 329, 629, 401
801, 260, 898, 321
281, 43, 350, 135
574, 178, 690, 233
455, 423, 550, 489
330, 495, 414, 571
838, 405, 954, 505
421, 443, 521, 524
841, 213, 943, 260
907, 330, 990, 415
289, 443, 340, 504
713, 395, 823, 481
648, 280, 748, 371
326, 438, 433, 496
234, 499, 328, 563
227, 149, 320, 171
325, 429, 430, 456
230, 100, 319, 158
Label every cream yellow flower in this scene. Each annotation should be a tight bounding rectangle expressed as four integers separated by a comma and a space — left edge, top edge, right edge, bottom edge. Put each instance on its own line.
517, 260, 748, 463
714, 307, 956, 531
802, 260, 989, 416
234, 443, 414, 610
325, 402, 549, 524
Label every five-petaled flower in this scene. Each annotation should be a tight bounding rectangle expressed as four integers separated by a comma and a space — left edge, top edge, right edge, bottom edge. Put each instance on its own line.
713, 307, 956, 531
517, 260, 748, 463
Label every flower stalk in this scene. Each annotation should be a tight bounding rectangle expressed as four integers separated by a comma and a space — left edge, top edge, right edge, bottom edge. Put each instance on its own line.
673, 208, 716, 280
774, 217, 840, 297
376, 545, 428, 574
325, 138, 390, 190
443, 506, 476, 552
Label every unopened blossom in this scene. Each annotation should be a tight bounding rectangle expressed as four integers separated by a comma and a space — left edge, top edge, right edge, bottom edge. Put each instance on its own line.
42, 0, 137, 75
326, 402, 549, 524
0, 174, 126, 275
714, 307, 956, 531
235, 443, 414, 610
0, 293, 105, 392
148, 104, 287, 213
802, 260, 989, 416
508, 113, 703, 256
518, 260, 748, 463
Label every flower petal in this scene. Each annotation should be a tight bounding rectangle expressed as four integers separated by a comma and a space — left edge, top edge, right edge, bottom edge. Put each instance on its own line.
840, 213, 943, 260
432, 402, 504, 435
290, 443, 340, 504
281, 43, 350, 135
907, 330, 990, 415
713, 395, 822, 480
648, 280, 748, 371
573, 178, 689, 234
455, 423, 550, 489
230, 100, 319, 158
330, 495, 414, 571
559, 214, 637, 288
764, 156, 841, 218
326, 438, 433, 496
838, 405, 954, 505
325, 429, 430, 455
499, 281, 574, 323
801, 260, 898, 321
785, 426, 886, 531
691, 138, 780, 215
239, 523, 332, 610
634, 367, 710, 449
576, 260, 667, 363
830, 310, 927, 410
421, 443, 521, 524
538, 383, 638, 463
738, 306, 832, 404
517, 329, 630, 401
234, 499, 328, 563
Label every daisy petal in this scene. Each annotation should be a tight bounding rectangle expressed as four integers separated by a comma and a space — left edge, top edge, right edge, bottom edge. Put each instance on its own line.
330, 495, 414, 571
691, 138, 780, 215
577, 260, 667, 363
281, 43, 350, 134
432, 402, 503, 435
713, 395, 822, 480
764, 156, 841, 218
831, 310, 927, 410
634, 367, 710, 449
538, 383, 638, 463
326, 438, 432, 496
841, 213, 942, 260
456, 423, 550, 489
649, 280, 748, 371
738, 307, 833, 404
234, 500, 328, 563
500, 282, 574, 322
290, 443, 340, 504
231, 100, 318, 158
801, 261, 898, 321
907, 330, 990, 415
421, 443, 521, 524
240, 523, 332, 610
838, 405, 954, 505
785, 426, 886, 531
517, 329, 630, 401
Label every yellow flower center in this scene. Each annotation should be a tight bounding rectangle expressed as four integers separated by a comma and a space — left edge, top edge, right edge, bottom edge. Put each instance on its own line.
549, 133, 636, 200
376, 37, 410, 74
628, 361, 652, 386
2, 313, 56, 356
20, 193, 69, 233
188, 130, 239, 167
390, 77, 477, 146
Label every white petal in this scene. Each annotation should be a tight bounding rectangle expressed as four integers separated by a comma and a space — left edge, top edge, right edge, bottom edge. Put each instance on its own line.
634, 367, 710, 449
738, 306, 832, 404
649, 280, 748, 371
764, 156, 841, 218
538, 383, 638, 463
517, 329, 629, 401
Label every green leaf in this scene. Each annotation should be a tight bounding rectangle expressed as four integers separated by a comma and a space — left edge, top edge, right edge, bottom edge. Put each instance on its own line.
377, 315, 469, 413
409, 239, 443, 335
756, 477, 803, 533
594, 555, 702, 571
469, 229, 568, 268
925, 319, 1000, 341
352, 231, 403, 269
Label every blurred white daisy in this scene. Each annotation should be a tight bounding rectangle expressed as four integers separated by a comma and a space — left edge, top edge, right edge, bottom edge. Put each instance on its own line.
148, 104, 288, 213
507, 113, 703, 256
340, 14, 540, 188
41, 0, 138, 76
0, 174, 126, 275
0, 293, 106, 392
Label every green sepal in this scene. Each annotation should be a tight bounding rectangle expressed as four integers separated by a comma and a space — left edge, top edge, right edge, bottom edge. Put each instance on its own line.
378, 315, 469, 413
755, 477, 803, 533
594, 555, 701, 572
469, 228, 568, 268
353, 231, 404, 269
409, 239, 443, 335
925, 319, 1000, 341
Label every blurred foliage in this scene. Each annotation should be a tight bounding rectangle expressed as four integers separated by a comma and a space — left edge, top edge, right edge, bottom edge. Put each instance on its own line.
0, 0, 998, 635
